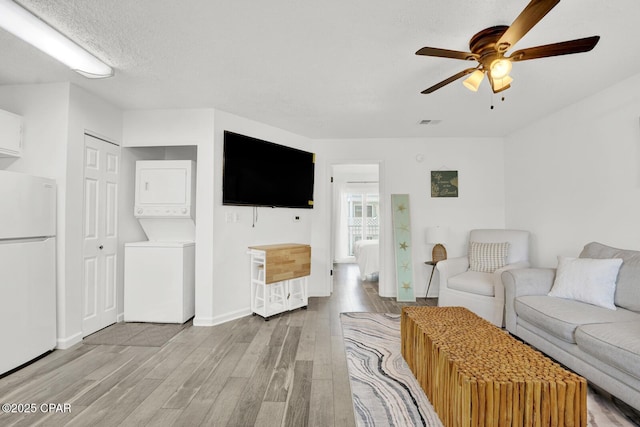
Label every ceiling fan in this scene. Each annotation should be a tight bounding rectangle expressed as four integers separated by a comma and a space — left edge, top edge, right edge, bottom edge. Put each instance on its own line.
416, 0, 600, 94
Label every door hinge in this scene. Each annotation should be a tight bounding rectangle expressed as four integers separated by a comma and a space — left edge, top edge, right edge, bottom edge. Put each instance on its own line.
330, 269, 333, 276
330, 176, 333, 183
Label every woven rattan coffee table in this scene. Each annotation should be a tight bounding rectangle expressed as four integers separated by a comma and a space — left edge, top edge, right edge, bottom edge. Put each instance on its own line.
401, 306, 587, 427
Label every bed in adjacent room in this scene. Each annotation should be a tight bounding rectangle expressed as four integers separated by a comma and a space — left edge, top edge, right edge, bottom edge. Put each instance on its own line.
354, 239, 379, 280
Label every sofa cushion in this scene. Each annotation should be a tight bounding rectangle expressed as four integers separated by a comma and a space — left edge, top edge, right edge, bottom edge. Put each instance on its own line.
548, 256, 622, 310
514, 295, 640, 343
448, 270, 494, 296
576, 321, 640, 380
580, 242, 640, 311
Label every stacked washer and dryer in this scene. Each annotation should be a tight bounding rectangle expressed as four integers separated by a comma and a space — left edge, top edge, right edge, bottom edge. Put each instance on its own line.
124, 160, 196, 323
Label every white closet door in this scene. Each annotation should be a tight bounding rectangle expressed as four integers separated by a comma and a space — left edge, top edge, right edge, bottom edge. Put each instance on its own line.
82, 134, 119, 336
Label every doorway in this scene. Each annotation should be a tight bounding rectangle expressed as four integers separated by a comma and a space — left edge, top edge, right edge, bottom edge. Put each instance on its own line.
340, 187, 379, 260
331, 164, 381, 293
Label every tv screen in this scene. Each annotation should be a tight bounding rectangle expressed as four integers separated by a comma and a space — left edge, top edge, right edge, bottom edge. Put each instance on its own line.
223, 131, 315, 208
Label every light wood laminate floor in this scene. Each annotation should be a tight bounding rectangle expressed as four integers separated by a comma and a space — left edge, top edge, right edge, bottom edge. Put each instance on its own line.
0, 264, 436, 427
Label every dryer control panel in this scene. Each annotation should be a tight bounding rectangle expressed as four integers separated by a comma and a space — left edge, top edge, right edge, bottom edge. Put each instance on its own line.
134, 160, 196, 219
135, 206, 191, 217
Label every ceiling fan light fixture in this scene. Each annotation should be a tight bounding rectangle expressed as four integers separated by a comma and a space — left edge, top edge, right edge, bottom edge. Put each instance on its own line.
416, 0, 600, 95
0, 0, 114, 78
462, 69, 485, 92
489, 59, 512, 79
491, 74, 513, 92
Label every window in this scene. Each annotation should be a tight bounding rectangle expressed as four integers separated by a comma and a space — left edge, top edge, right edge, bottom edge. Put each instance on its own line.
347, 192, 379, 255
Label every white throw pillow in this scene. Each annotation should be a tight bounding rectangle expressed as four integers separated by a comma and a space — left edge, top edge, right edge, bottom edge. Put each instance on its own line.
469, 241, 510, 273
548, 256, 623, 310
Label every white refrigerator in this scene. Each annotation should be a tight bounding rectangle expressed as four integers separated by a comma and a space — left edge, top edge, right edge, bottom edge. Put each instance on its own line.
0, 170, 57, 376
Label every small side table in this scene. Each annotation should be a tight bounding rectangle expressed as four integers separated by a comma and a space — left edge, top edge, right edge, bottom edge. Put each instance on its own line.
424, 261, 438, 298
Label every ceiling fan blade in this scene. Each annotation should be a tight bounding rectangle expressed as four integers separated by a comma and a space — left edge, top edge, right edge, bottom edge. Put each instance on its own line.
421, 68, 477, 94
416, 47, 478, 61
496, 0, 560, 52
508, 36, 600, 61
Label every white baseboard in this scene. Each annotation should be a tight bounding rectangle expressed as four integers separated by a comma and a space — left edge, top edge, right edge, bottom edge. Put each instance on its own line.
117, 312, 124, 322
192, 316, 216, 327
56, 331, 83, 349
309, 291, 330, 297
193, 307, 252, 327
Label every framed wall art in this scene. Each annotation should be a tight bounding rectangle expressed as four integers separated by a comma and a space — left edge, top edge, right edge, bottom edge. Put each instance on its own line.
431, 170, 458, 198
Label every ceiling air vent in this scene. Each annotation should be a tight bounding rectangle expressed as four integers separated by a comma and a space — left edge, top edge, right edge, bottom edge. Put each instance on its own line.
419, 119, 442, 125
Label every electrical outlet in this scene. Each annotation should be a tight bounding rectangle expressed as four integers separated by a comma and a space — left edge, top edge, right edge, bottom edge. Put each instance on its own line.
225, 212, 240, 223
293, 215, 301, 222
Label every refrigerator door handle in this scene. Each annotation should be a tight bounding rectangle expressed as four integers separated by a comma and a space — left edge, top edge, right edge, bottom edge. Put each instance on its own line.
0, 236, 53, 244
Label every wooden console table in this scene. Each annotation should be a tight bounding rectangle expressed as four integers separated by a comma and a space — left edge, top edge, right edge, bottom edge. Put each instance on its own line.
248, 244, 310, 320
401, 306, 587, 427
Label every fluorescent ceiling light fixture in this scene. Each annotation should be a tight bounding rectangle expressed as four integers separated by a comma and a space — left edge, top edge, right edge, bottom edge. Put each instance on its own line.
0, 0, 113, 78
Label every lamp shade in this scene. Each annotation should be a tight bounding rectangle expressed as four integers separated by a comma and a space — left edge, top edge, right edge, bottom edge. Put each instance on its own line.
491, 75, 513, 92
462, 70, 484, 92
425, 226, 448, 244
489, 59, 512, 79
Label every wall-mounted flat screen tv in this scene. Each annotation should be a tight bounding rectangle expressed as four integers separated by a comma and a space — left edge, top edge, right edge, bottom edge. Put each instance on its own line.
223, 131, 315, 209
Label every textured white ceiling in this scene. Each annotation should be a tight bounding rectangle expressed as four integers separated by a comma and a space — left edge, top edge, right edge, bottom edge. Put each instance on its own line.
1, 0, 638, 139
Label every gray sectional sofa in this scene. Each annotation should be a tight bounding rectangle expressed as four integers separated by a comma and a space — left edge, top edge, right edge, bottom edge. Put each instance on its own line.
502, 242, 640, 411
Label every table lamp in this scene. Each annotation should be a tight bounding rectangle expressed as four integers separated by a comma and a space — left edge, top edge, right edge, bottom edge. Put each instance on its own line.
426, 226, 448, 262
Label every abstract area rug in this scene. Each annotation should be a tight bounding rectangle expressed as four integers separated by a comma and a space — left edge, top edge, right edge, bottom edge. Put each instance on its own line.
83, 321, 188, 347
341, 312, 442, 426
340, 312, 636, 427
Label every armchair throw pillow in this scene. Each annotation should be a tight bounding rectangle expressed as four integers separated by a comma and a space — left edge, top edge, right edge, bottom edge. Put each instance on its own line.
548, 256, 623, 310
469, 241, 510, 273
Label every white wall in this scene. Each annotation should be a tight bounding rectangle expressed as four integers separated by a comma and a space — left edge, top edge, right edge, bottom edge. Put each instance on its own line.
212, 110, 315, 323
505, 72, 640, 267
123, 109, 213, 147
313, 137, 506, 298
